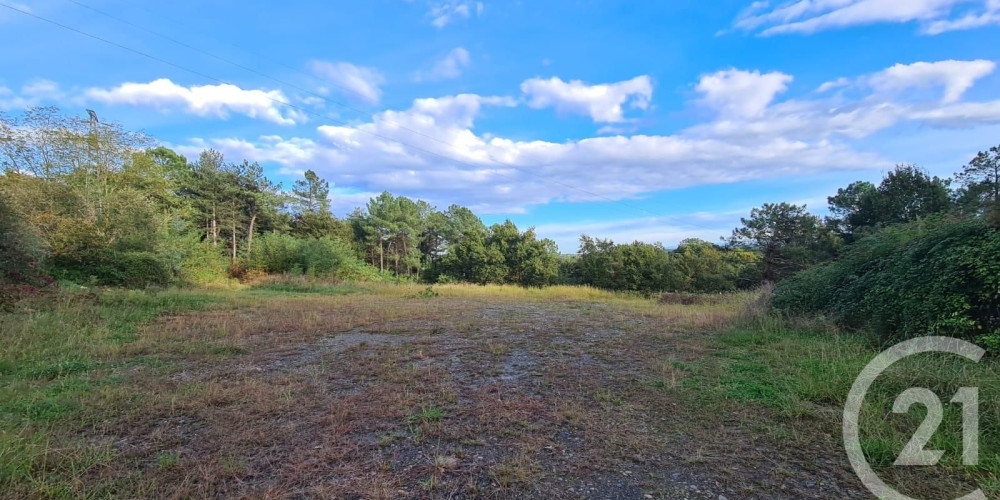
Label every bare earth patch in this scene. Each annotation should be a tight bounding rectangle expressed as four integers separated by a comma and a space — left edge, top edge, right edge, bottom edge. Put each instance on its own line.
81, 296, 867, 499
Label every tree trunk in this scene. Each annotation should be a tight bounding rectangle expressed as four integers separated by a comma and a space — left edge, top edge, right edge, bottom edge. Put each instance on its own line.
246, 213, 257, 256
231, 220, 237, 262
379, 237, 385, 272
211, 206, 218, 246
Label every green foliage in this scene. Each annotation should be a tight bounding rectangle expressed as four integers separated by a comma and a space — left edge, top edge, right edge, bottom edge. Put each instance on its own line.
243, 232, 375, 279
248, 278, 361, 295
577, 236, 679, 293
575, 237, 758, 293
173, 234, 231, 286
773, 216, 1000, 345
48, 249, 172, 288
291, 169, 330, 214
674, 238, 760, 292
828, 164, 953, 238
955, 144, 1000, 226
729, 202, 839, 282
0, 190, 47, 290
439, 220, 559, 286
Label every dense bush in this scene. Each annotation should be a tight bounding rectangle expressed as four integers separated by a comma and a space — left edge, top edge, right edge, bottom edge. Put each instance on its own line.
243, 233, 375, 279
174, 236, 231, 286
773, 217, 1000, 343
575, 237, 759, 294
438, 221, 560, 287
0, 193, 46, 287
48, 249, 173, 288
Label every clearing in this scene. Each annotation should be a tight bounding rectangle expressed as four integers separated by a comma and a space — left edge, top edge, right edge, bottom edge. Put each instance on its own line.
1, 283, 992, 498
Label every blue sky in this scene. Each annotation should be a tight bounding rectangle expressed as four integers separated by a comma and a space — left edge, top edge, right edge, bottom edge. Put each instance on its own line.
2, 0, 1000, 251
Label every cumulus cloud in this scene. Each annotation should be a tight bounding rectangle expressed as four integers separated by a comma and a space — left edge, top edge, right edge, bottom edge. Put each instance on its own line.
311, 61, 385, 105
175, 88, 884, 214
520, 75, 653, 123
868, 59, 996, 103
414, 47, 471, 82
428, 0, 483, 28
691, 59, 1000, 144
84, 57, 998, 217
85, 78, 304, 125
733, 0, 1000, 36
695, 69, 793, 118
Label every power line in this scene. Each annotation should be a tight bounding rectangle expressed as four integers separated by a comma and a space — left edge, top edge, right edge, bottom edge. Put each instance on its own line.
60, 0, 651, 216
0, 1, 728, 234
62, 0, 381, 117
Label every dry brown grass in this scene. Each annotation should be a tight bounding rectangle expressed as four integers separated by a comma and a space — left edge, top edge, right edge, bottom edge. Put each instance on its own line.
2, 284, 878, 499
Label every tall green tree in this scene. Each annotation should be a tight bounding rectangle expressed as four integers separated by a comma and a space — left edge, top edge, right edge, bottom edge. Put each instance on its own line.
730, 203, 838, 282
875, 164, 952, 224
229, 159, 284, 259
351, 192, 425, 275
292, 169, 330, 214
441, 220, 558, 286
828, 165, 952, 238
956, 145, 1000, 226
827, 181, 877, 238
182, 149, 227, 247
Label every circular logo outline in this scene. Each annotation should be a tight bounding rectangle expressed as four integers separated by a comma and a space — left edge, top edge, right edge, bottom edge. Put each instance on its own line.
843, 336, 986, 500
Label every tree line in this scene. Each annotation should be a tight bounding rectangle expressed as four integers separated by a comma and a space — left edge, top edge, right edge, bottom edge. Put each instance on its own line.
2, 106, 999, 345
0, 107, 565, 291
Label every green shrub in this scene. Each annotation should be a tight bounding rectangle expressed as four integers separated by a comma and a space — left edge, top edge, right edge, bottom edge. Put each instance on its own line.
48, 249, 172, 288
0, 193, 48, 287
773, 217, 1000, 345
176, 239, 230, 285
243, 233, 376, 279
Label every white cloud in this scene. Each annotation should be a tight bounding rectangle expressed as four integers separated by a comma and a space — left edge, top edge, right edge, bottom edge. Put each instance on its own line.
691, 59, 1000, 143
908, 100, 1000, 126
177, 89, 883, 215
924, 0, 1000, 33
138, 58, 997, 218
817, 77, 851, 93
85, 78, 304, 125
868, 59, 996, 103
520, 75, 654, 123
428, 0, 483, 28
0, 79, 65, 110
311, 61, 385, 105
695, 69, 793, 118
733, 0, 1000, 35
414, 47, 471, 82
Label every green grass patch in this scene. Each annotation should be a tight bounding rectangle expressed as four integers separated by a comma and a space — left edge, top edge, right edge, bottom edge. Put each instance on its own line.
247, 279, 362, 296
0, 287, 227, 496
407, 405, 445, 424
694, 326, 1000, 494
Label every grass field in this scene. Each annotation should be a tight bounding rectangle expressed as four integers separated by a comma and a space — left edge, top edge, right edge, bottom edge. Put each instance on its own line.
0, 281, 996, 498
